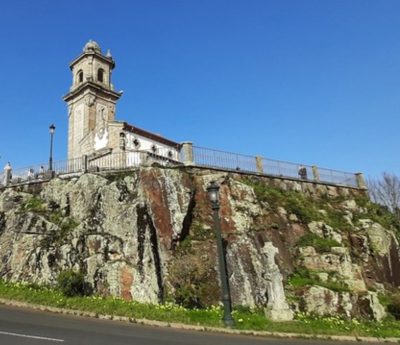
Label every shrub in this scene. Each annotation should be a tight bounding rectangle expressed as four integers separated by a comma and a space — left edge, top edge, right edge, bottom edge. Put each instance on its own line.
366, 204, 399, 231
168, 241, 220, 308
57, 270, 92, 297
382, 293, 400, 320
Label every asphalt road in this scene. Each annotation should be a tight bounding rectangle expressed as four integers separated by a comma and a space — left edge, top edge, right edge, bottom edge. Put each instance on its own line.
0, 304, 384, 345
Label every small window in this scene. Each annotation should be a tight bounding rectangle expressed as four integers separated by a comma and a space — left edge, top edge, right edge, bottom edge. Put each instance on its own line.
133, 138, 140, 148
97, 68, 104, 83
77, 70, 83, 83
151, 144, 157, 153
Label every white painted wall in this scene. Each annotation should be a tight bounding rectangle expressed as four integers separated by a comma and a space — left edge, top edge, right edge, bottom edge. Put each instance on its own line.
124, 132, 180, 160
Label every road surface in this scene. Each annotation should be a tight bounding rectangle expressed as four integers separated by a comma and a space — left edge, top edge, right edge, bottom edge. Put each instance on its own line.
0, 304, 384, 344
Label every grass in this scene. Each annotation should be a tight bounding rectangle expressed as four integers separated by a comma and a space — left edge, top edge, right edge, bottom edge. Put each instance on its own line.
22, 196, 47, 213
241, 179, 350, 228
1, 279, 400, 338
241, 178, 400, 236
288, 268, 350, 293
297, 233, 341, 253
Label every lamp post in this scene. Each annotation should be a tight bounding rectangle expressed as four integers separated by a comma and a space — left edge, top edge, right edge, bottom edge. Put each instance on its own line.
207, 181, 234, 327
49, 124, 56, 171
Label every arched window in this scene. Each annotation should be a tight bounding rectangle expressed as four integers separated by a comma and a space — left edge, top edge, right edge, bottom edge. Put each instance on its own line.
77, 70, 83, 84
97, 68, 104, 83
119, 132, 126, 150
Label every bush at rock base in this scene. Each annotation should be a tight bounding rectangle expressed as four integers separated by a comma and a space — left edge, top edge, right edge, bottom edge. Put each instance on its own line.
56, 270, 92, 297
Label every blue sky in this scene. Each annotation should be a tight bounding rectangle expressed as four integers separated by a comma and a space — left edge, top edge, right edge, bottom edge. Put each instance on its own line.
0, 0, 398, 177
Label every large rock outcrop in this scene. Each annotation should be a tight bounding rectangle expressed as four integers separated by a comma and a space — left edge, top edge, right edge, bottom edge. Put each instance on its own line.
0, 166, 399, 321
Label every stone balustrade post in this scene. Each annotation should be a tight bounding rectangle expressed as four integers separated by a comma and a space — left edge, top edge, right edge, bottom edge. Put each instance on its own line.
181, 142, 194, 166
255, 156, 264, 174
312, 165, 320, 181
355, 172, 367, 190
3, 169, 11, 186
119, 151, 128, 169
139, 151, 149, 167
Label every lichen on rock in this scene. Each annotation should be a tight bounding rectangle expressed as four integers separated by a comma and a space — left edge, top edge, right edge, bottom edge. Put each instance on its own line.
0, 167, 398, 321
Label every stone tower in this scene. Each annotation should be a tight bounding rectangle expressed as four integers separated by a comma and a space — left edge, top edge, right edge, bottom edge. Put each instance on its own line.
63, 40, 122, 159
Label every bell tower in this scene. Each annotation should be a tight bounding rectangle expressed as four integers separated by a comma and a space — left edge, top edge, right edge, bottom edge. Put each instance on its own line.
63, 40, 122, 159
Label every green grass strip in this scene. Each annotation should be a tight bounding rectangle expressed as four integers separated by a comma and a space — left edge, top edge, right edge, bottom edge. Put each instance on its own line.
1, 280, 400, 338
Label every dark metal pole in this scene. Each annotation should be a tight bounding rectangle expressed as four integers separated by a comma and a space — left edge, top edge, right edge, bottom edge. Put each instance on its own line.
49, 132, 53, 171
208, 182, 234, 327
49, 124, 55, 171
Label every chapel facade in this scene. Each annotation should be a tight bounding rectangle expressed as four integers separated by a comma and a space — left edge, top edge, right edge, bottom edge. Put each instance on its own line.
63, 40, 182, 164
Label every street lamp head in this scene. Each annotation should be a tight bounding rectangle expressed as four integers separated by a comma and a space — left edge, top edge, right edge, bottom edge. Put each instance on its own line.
207, 181, 220, 205
49, 124, 56, 134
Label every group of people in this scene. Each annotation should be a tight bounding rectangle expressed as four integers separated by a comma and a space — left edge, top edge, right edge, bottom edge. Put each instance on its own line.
27, 166, 45, 180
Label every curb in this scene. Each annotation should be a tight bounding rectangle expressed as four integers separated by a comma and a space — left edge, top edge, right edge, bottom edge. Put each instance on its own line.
0, 298, 398, 343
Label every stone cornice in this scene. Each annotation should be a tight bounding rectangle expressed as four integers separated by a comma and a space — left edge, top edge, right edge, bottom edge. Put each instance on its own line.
69, 51, 115, 70
63, 82, 122, 103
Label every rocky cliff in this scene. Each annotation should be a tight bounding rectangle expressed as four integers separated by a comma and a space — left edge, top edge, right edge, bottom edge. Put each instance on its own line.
0, 167, 399, 321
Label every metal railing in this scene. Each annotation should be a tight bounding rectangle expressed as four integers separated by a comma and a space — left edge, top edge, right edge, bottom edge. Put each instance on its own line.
87, 150, 181, 171
317, 167, 358, 187
1, 145, 360, 189
88, 151, 137, 171
10, 163, 49, 182
191, 146, 257, 173
262, 158, 312, 179
1, 149, 183, 186
53, 157, 83, 174
191, 146, 359, 188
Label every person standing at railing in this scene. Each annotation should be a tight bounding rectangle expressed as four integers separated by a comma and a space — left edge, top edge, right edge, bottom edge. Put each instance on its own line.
298, 165, 308, 180
37, 165, 45, 179
27, 168, 34, 180
3, 162, 12, 186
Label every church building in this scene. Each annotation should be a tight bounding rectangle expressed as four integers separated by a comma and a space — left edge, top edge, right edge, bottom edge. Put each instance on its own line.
63, 40, 182, 166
